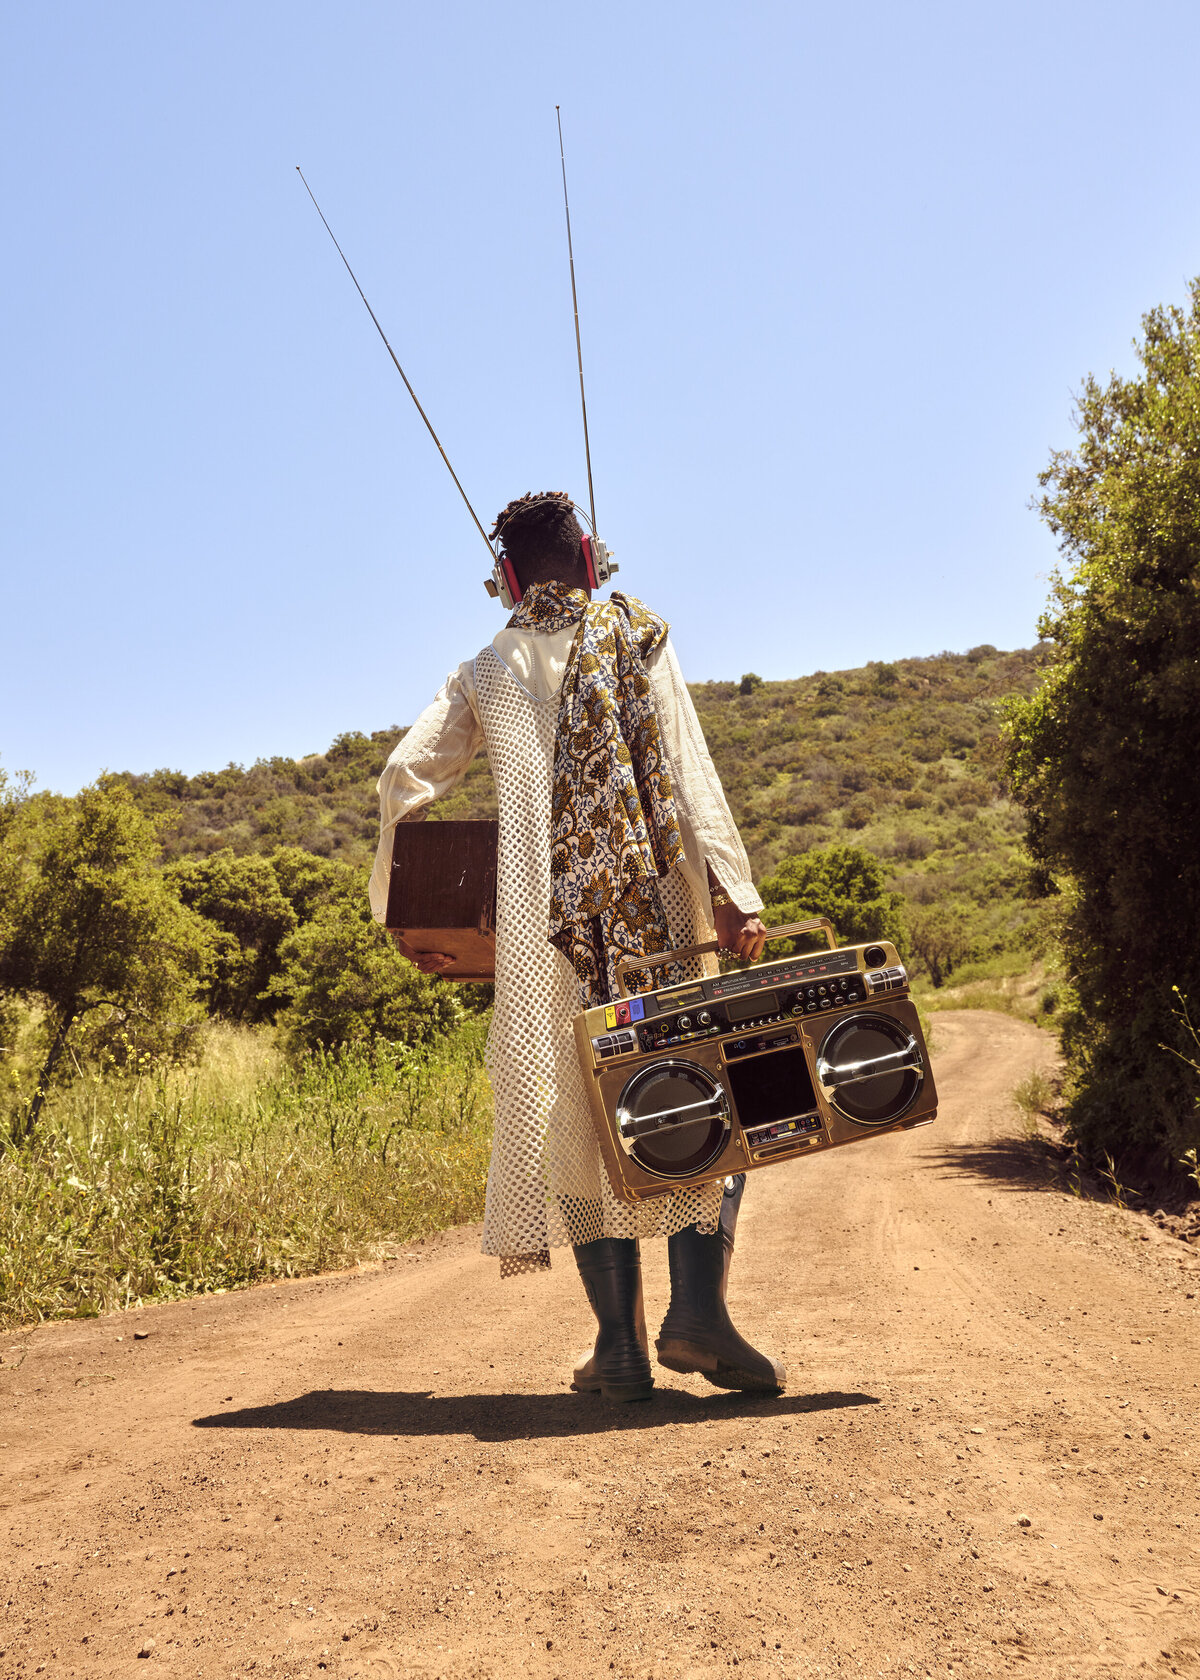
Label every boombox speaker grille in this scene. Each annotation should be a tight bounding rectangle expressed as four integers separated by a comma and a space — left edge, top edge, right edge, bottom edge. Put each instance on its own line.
817, 1013, 924, 1125
616, 1060, 730, 1179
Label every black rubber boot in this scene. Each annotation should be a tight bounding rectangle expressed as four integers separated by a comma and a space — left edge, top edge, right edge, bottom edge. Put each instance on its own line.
571, 1238, 655, 1403
656, 1176, 785, 1392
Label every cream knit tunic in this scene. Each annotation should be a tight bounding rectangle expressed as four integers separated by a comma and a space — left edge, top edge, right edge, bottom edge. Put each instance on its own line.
369, 621, 763, 1273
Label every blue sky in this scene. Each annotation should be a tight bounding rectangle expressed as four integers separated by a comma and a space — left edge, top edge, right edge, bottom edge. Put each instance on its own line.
4, 1, 1199, 793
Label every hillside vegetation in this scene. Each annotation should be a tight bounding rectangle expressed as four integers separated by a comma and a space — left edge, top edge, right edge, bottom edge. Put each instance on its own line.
109, 643, 1049, 968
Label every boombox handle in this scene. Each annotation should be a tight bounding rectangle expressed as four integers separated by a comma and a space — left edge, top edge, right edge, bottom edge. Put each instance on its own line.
614, 918, 839, 999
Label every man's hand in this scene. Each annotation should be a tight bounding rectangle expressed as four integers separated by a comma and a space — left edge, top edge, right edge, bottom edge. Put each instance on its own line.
412, 952, 455, 975
714, 902, 769, 963
389, 932, 455, 975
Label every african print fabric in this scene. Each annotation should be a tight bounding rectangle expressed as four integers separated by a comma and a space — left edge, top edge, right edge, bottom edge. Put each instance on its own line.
508, 581, 686, 1005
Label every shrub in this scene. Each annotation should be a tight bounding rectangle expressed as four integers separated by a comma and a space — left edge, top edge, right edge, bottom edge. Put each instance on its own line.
269, 900, 463, 1055
784, 785, 829, 825
165, 851, 297, 1023
887, 829, 933, 861
759, 843, 904, 953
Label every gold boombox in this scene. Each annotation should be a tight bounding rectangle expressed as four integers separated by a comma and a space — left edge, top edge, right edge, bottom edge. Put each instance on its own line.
573, 920, 937, 1205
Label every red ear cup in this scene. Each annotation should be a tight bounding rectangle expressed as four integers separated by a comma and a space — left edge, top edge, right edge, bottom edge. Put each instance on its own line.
581, 534, 599, 590
501, 555, 523, 604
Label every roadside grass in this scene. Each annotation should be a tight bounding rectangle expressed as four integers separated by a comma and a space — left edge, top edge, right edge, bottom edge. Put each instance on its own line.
0, 1018, 493, 1328
1012, 1065, 1056, 1140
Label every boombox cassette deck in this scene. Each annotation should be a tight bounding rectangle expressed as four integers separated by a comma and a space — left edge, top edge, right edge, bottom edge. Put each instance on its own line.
573, 919, 937, 1205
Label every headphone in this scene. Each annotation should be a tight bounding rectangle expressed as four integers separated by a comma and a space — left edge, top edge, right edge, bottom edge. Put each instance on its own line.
482, 497, 618, 610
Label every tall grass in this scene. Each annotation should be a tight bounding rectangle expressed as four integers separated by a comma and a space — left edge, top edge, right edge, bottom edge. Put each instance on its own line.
0, 1019, 493, 1327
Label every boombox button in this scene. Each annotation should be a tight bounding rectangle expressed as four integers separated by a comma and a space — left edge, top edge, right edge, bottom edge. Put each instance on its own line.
820, 998, 833, 1009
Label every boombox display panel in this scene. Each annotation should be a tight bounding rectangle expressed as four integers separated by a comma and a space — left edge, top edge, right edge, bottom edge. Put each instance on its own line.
572, 938, 937, 1205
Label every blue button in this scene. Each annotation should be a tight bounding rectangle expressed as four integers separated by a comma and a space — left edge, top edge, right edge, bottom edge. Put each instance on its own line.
629, 997, 645, 1021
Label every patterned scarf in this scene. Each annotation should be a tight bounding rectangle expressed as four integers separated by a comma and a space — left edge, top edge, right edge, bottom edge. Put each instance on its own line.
507, 580, 686, 1003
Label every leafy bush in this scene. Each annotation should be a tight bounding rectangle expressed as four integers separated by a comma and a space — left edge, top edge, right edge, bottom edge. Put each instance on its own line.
886, 829, 933, 861
163, 847, 360, 1023
270, 899, 463, 1055
758, 843, 904, 953
166, 851, 298, 1023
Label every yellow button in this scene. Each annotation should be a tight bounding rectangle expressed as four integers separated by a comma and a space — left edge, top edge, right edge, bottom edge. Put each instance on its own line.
605, 1006, 617, 1029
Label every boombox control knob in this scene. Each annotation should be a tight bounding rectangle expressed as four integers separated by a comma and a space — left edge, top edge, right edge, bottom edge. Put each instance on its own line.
697, 1010, 712, 1027
677, 1015, 692, 1031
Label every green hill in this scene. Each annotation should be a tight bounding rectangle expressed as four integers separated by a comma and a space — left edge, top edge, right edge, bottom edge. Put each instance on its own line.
108, 642, 1049, 966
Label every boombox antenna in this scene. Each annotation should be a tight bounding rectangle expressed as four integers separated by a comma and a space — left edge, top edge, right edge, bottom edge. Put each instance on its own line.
295, 166, 496, 561
555, 107, 597, 539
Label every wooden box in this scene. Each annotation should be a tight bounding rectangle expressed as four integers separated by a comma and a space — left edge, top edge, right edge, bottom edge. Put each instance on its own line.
385, 819, 498, 982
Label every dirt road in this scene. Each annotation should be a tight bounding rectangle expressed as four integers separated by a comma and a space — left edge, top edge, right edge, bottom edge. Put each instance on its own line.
3, 1010, 1199, 1680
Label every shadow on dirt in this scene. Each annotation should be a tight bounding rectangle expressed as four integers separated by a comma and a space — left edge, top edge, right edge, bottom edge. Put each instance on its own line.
926, 1134, 1067, 1195
193, 1387, 880, 1441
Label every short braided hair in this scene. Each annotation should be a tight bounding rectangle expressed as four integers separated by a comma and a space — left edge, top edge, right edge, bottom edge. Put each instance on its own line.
490, 490, 586, 589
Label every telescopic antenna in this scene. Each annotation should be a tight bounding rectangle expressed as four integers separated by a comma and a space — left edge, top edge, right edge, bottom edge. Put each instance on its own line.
555, 108, 597, 538
295, 167, 496, 560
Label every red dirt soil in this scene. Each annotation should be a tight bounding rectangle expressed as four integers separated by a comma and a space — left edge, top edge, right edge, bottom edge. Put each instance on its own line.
2, 1010, 1199, 1679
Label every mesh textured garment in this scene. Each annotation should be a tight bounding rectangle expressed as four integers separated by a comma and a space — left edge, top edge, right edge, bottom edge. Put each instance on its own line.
474, 645, 725, 1275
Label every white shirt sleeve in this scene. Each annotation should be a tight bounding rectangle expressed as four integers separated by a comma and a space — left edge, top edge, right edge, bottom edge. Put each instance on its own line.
646, 636, 764, 917
368, 662, 484, 923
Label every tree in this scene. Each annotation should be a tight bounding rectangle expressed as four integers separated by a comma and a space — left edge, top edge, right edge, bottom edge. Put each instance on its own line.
268, 898, 463, 1056
905, 906, 973, 989
268, 847, 358, 924
758, 843, 904, 954
1003, 278, 1200, 1177
165, 851, 298, 1022
0, 785, 213, 1138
